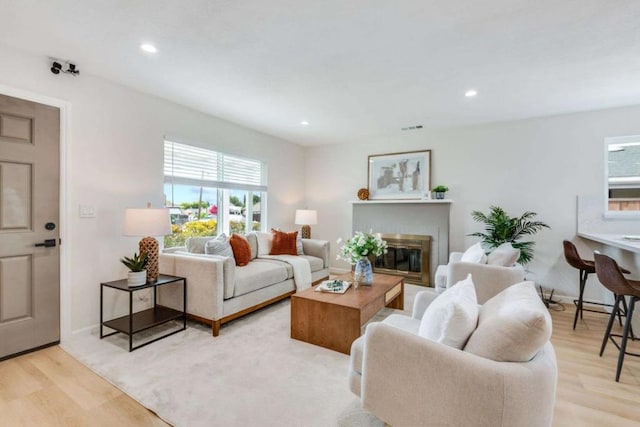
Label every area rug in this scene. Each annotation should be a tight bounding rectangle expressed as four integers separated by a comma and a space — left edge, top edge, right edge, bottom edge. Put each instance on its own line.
62, 284, 423, 426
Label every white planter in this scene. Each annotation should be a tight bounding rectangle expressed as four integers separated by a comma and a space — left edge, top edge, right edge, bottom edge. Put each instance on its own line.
127, 270, 147, 287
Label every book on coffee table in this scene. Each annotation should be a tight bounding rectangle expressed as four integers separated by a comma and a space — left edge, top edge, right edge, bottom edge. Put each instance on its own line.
315, 279, 352, 294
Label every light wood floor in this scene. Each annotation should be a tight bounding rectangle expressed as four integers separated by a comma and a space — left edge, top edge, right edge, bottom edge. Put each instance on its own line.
1, 307, 639, 426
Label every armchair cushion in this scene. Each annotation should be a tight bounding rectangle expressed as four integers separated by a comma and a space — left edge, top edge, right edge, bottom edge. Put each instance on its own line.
460, 242, 487, 264
487, 242, 520, 266
464, 281, 552, 362
418, 274, 479, 349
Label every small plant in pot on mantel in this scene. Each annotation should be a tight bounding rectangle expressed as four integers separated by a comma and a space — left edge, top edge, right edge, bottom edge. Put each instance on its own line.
121, 252, 148, 287
432, 185, 449, 199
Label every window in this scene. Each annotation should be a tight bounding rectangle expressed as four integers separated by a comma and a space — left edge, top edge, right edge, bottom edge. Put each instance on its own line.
605, 135, 640, 216
163, 140, 267, 247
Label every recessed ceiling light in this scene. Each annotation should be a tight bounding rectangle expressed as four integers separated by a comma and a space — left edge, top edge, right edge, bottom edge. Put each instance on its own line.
465, 89, 478, 97
300, 121, 309, 126
140, 43, 157, 53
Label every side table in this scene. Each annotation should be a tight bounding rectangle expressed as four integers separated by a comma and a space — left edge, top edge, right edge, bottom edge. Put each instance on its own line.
100, 274, 187, 351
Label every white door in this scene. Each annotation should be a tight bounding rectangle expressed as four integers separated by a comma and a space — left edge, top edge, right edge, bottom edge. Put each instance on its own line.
0, 94, 60, 360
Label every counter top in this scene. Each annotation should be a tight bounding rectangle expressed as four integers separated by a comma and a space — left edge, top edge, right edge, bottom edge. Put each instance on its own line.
578, 232, 640, 253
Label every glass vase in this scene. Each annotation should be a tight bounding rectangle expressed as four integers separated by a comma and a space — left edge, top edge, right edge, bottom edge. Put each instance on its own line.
354, 258, 373, 286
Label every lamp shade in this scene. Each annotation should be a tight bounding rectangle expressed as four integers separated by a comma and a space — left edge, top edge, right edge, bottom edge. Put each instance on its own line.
295, 209, 317, 225
123, 208, 171, 236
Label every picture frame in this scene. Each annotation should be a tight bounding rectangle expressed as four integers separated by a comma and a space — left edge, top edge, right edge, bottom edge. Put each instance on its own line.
367, 150, 431, 200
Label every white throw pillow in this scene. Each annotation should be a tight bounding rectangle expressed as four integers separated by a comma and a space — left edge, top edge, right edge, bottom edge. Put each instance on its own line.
460, 242, 487, 264
487, 242, 520, 266
296, 233, 304, 255
418, 274, 479, 349
464, 281, 552, 362
204, 233, 234, 258
255, 231, 273, 256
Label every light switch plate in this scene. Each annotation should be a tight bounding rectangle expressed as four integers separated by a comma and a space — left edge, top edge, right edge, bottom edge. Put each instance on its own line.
79, 204, 96, 218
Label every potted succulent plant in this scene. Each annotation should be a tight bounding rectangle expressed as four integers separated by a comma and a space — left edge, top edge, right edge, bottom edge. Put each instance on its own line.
120, 252, 148, 286
432, 185, 449, 199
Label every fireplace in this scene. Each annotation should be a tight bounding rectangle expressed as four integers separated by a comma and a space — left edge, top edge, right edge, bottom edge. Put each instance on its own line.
373, 233, 431, 287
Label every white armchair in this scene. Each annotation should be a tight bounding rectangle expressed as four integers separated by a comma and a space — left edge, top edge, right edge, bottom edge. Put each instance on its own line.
435, 251, 526, 304
349, 283, 557, 427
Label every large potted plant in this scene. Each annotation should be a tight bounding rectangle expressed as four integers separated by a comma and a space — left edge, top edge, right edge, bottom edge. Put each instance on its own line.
121, 252, 148, 286
469, 206, 549, 264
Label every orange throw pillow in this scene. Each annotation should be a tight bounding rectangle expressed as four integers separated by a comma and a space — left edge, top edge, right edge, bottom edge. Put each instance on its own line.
270, 229, 298, 256
229, 234, 251, 266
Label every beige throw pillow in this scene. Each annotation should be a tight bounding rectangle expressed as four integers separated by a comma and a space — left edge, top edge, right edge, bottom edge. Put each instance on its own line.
255, 231, 273, 256
204, 234, 234, 258
245, 233, 259, 260
464, 281, 552, 362
487, 242, 520, 266
186, 236, 216, 254
418, 274, 479, 349
460, 242, 487, 264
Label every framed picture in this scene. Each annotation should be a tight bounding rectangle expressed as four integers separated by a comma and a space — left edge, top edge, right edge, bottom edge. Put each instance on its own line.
367, 150, 431, 200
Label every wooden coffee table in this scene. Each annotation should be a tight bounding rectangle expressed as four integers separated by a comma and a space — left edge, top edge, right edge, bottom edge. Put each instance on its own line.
290, 273, 404, 354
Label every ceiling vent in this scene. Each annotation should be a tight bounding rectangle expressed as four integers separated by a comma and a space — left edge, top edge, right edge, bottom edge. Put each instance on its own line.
401, 125, 423, 131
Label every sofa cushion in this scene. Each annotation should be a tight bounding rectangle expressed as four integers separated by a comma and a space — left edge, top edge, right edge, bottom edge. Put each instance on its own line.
460, 242, 487, 264
270, 229, 298, 255
204, 233, 233, 258
487, 242, 520, 266
233, 259, 289, 297
185, 236, 216, 254
464, 281, 552, 362
245, 232, 258, 260
230, 234, 252, 266
418, 274, 478, 349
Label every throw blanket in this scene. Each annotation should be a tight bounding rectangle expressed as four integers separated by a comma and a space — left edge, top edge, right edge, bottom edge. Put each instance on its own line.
260, 255, 312, 290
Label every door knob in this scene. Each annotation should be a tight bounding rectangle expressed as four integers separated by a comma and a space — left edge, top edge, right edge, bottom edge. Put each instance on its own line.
35, 239, 57, 248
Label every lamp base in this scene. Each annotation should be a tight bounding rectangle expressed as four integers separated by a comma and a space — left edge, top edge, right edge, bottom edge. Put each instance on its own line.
301, 225, 311, 239
139, 236, 159, 282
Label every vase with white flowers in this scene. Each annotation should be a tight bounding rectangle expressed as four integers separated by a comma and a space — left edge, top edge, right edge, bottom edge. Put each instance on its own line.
337, 231, 388, 286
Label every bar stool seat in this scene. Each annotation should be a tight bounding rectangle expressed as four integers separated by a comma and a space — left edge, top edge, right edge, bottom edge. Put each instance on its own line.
563, 240, 630, 330
594, 252, 640, 382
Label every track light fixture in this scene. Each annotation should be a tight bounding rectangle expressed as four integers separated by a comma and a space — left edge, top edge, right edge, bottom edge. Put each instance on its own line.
50, 60, 79, 76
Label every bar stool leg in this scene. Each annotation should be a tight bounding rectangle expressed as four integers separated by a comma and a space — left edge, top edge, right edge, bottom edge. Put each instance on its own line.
619, 296, 635, 339
573, 269, 588, 330
616, 293, 624, 327
600, 296, 622, 357
616, 297, 636, 382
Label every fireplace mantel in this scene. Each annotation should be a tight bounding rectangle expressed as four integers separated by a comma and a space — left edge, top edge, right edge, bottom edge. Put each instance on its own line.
351, 199, 453, 205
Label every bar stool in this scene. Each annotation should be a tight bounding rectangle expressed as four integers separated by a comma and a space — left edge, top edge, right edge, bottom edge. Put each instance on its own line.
594, 252, 640, 382
563, 240, 630, 329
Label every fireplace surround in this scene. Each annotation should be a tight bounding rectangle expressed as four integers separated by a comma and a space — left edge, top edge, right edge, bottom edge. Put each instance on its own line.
373, 233, 431, 286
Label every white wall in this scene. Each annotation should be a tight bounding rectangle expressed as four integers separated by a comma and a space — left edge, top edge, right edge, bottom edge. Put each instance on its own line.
306, 105, 640, 301
0, 43, 306, 333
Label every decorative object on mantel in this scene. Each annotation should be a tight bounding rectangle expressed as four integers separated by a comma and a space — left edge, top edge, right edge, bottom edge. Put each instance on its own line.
469, 206, 550, 264
357, 188, 369, 200
294, 209, 317, 239
337, 231, 388, 286
432, 185, 449, 199
120, 252, 148, 286
124, 203, 172, 282
367, 150, 431, 200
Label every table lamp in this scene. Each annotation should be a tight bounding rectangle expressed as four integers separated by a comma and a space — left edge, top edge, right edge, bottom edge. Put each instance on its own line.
295, 209, 317, 239
124, 204, 171, 282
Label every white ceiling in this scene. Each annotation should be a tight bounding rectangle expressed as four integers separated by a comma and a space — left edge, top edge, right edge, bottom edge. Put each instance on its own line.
2, 0, 640, 146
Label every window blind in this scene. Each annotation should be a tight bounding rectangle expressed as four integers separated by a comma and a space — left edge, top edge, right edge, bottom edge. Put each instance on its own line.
164, 140, 267, 191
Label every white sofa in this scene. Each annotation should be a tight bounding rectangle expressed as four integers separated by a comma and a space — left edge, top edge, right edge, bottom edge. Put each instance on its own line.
158, 236, 329, 336
434, 250, 526, 303
349, 281, 557, 427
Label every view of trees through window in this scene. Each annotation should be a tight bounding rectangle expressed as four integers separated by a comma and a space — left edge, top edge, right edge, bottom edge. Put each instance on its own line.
163, 140, 267, 248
